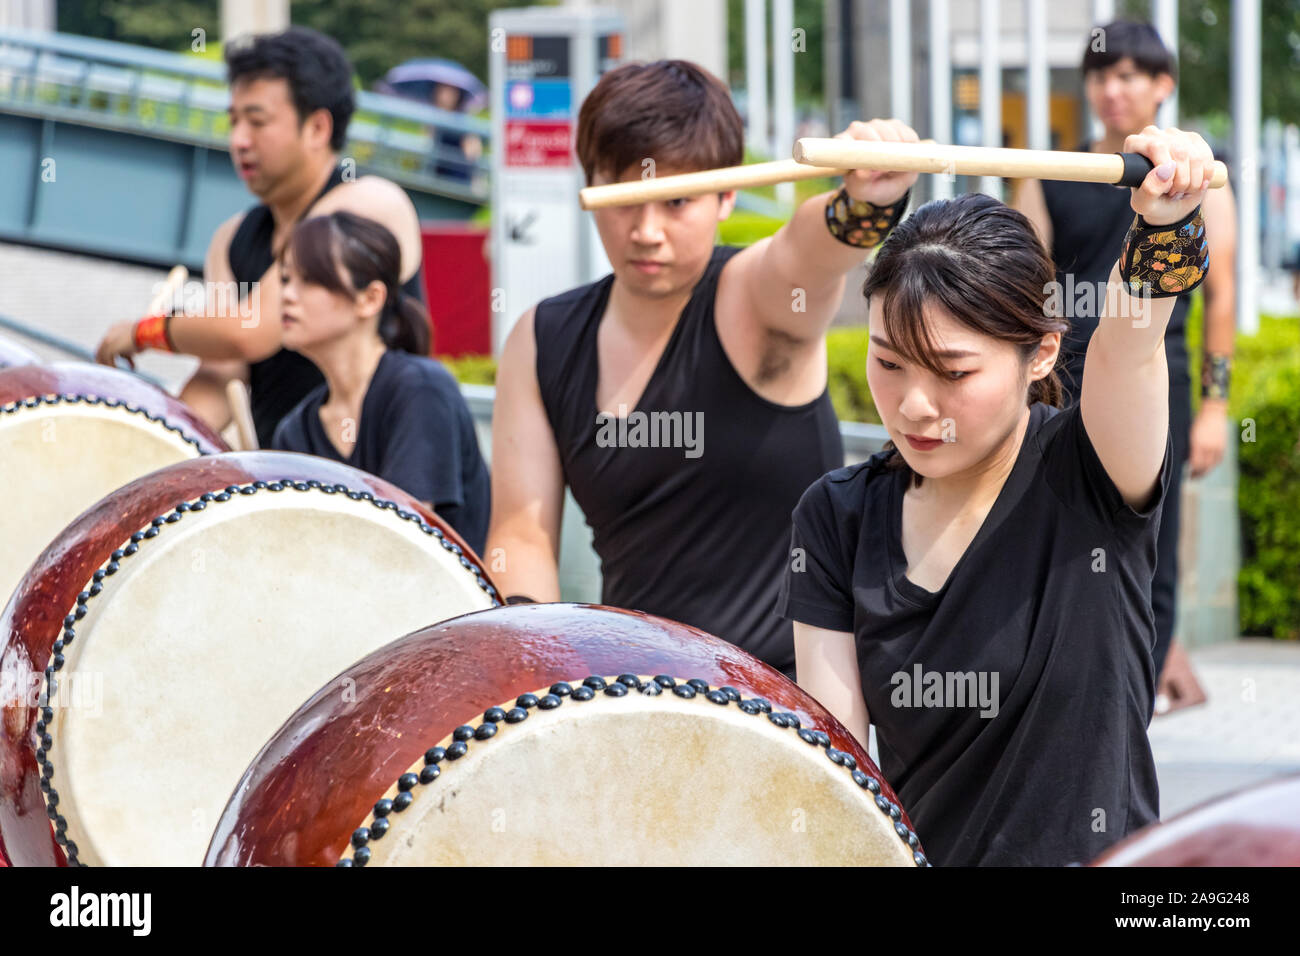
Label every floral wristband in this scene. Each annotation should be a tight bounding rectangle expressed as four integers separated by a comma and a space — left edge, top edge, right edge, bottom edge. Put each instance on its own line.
825, 186, 910, 250
1119, 205, 1209, 298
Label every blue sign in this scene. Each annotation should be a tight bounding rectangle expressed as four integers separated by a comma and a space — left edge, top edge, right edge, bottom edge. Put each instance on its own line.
505, 79, 572, 119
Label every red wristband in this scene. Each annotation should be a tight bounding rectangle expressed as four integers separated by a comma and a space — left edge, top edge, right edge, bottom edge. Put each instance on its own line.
133, 314, 172, 353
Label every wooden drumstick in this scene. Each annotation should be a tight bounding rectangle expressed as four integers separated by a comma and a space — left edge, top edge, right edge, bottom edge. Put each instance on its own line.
793, 138, 1230, 189
577, 140, 1228, 209
147, 265, 190, 316
579, 159, 849, 210
579, 140, 937, 209
224, 377, 259, 451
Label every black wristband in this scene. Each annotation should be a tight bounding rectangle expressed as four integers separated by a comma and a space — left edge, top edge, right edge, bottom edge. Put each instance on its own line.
1118, 205, 1209, 298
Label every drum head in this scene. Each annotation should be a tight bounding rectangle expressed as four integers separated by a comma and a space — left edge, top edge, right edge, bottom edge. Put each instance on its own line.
43, 480, 496, 866
0, 400, 204, 604
346, 676, 918, 867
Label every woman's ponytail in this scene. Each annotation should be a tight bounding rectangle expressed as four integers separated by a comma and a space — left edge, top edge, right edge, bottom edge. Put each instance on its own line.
379, 287, 432, 355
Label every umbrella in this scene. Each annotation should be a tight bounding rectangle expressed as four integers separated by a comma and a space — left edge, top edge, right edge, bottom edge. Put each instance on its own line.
375, 58, 486, 113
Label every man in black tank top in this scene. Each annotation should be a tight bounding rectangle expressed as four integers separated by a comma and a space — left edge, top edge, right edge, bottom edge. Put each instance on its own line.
95, 27, 426, 448
1014, 21, 1238, 707
488, 59, 919, 678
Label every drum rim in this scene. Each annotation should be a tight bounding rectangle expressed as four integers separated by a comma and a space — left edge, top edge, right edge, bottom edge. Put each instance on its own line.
339, 672, 928, 868
0, 392, 210, 454
36, 476, 501, 866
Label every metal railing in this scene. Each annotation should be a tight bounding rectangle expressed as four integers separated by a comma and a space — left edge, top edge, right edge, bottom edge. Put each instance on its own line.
0, 27, 490, 203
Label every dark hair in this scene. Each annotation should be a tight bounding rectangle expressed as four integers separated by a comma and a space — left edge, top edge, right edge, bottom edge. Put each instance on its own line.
575, 60, 743, 185
226, 26, 355, 151
287, 211, 430, 355
861, 193, 1068, 488
1082, 20, 1176, 81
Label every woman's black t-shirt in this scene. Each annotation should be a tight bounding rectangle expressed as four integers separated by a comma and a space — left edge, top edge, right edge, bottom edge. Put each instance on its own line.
271, 349, 490, 555
777, 402, 1171, 866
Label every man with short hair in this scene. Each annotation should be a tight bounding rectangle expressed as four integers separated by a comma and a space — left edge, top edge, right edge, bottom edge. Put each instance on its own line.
1015, 20, 1237, 711
97, 26, 425, 449
487, 59, 918, 678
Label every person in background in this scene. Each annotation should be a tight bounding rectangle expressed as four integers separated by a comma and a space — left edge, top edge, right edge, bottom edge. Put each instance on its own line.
271, 211, 490, 554
96, 27, 425, 450
1014, 20, 1236, 714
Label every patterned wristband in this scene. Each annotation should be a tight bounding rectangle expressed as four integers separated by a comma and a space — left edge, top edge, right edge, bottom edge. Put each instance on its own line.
825, 186, 910, 249
132, 313, 173, 353
1119, 206, 1209, 298
1201, 353, 1231, 401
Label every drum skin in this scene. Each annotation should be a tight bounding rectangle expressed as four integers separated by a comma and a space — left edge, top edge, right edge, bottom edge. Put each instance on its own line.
0, 363, 226, 451
206, 602, 920, 867
0, 335, 38, 369
0, 451, 490, 867
1091, 773, 1300, 867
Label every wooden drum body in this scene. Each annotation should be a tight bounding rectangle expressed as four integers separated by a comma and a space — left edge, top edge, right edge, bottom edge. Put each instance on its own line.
0, 363, 227, 611
0, 452, 499, 867
208, 603, 927, 867
1092, 773, 1300, 866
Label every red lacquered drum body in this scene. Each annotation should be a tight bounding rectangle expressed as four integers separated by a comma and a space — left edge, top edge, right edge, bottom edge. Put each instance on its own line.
1092, 773, 1300, 866
208, 603, 926, 867
0, 452, 498, 867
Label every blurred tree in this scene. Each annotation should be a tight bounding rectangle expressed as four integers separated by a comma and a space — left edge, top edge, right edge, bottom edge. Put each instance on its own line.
59, 1, 220, 48
726, 0, 825, 107
1118, 0, 1300, 122
292, 0, 541, 89
59, 0, 543, 91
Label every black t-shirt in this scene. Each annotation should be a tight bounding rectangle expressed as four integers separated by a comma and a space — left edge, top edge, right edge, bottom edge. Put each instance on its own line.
227, 166, 427, 448
534, 246, 844, 675
777, 402, 1171, 866
271, 349, 490, 555
1041, 141, 1193, 403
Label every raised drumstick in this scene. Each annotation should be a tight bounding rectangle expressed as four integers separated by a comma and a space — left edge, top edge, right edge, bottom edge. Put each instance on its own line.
792, 138, 1229, 189
577, 139, 1228, 209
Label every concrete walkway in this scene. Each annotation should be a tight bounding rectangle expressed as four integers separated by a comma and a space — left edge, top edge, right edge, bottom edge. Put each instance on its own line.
1149, 638, 1300, 817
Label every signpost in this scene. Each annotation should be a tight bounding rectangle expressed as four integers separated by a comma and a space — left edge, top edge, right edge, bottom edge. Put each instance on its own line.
488, 6, 624, 355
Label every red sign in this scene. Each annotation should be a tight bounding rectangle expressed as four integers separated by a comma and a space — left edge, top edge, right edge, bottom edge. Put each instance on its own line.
505, 120, 572, 168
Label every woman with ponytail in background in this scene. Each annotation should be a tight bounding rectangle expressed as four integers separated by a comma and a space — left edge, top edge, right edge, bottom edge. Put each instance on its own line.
271, 211, 490, 554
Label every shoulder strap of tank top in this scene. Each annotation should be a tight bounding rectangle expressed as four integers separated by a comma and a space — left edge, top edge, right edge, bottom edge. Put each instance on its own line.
228, 165, 346, 285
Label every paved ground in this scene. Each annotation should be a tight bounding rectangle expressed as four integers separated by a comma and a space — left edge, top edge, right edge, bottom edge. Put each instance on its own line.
1147, 639, 1300, 817
4, 240, 1298, 826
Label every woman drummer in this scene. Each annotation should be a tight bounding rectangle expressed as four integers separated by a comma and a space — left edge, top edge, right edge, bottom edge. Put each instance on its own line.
271, 211, 490, 554
778, 127, 1214, 866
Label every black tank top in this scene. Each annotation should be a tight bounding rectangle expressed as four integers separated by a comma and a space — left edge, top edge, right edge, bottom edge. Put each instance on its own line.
535, 246, 844, 673
228, 166, 426, 447
1041, 141, 1192, 404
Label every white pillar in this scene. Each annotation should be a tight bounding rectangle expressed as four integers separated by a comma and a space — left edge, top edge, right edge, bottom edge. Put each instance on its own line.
745, 0, 769, 155
889, 0, 911, 124
978, 0, 1001, 197
929, 0, 953, 200
772, 0, 795, 204
221, 0, 289, 42
1026, 0, 1049, 152
1090, 0, 1116, 142
1152, 0, 1178, 127
1232, 0, 1260, 335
